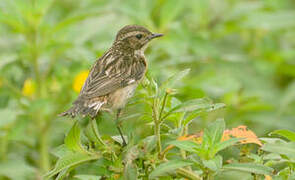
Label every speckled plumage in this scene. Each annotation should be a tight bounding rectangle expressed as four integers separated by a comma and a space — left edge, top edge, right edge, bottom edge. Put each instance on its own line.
61, 25, 163, 118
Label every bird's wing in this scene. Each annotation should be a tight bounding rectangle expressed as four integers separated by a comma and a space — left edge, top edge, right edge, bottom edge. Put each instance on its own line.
78, 52, 146, 100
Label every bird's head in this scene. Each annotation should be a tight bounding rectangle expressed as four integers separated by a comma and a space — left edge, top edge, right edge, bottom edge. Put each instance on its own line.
114, 25, 163, 52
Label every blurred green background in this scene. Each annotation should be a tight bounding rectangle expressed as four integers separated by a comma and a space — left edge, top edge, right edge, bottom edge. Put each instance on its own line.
0, 0, 295, 179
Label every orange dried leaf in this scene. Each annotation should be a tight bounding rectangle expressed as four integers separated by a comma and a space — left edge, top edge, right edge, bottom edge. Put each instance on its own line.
162, 125, 261, 156
191, 126, 261, 146
177, 134, 199, 141
223, 125, 262, 146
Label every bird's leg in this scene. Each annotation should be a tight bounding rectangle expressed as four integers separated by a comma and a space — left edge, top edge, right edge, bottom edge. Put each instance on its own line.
115, 109, 127, 146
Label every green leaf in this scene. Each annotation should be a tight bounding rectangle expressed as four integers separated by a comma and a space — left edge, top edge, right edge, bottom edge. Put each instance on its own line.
111, 135, 128, 145
261, 141, 295, 159
0, 12, 26, 33
216, 138, 241, 152
182, 111, 201, 127
160, 68, 190, 90
171, 97, 182, 109
276, 167, 291, 180
204, 119, 225, 146
123, 146, 140, 164
263, 153, 282, 161
140, 135, 157, 153
55, 168, 68, 180
202, 119, 226, 158
149, 160, 193, 179
203, 159, 219, 171
223, 163, 273, 175
171, 98, 212, 113
202, 155, 223, 171
206, 103, 226, 112
75, 175, 102, 180
270, 129, 295, 142
44, 152, 100, 179
151, 78, 159, 96
64, 121, 86, 153
168, 140, 201, 153
51, 145, 72, 158
168, 98, 225, 116
124, 162, 138, 180
260, 138, 287, 144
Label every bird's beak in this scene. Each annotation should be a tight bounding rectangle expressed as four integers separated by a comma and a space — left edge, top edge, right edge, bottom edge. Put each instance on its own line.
149, 33, 164, 40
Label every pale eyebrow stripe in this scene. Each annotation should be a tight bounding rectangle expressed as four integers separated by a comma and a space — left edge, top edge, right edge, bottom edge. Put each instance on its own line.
122, 31, 142, 39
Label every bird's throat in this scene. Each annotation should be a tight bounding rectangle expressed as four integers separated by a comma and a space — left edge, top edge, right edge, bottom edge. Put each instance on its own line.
134, 49, 144, 57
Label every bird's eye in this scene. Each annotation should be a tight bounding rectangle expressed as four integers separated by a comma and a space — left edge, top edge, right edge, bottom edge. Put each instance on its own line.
136, 34, 143, 39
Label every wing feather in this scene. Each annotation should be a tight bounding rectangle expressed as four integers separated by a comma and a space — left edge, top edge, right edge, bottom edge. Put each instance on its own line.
76, 51, 146, 101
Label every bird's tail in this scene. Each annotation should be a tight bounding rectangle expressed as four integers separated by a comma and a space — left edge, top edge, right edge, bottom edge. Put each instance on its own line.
59, 101, 105, 118
59, 105, 79, 118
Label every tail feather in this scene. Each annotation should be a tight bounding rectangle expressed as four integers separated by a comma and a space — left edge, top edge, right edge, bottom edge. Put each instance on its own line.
59, 106, 80, 118
59, 101, 105, 118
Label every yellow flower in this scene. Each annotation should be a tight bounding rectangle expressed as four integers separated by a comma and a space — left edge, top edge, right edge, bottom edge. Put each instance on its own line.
73, 70, 89, 93
22, 78, 36, 97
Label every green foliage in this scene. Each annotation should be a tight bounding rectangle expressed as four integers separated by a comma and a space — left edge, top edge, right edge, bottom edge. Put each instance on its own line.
270, 129, 295, 141
44, 152, 100, 179
149, 160, 193, 179
168, 140, 201, 153
75, 174, 101, 180
262, 141, 295, 159
64, 121, 86, 153
40, 71, 294, 179
222, 163, 273, 175
1, 0, 295, 179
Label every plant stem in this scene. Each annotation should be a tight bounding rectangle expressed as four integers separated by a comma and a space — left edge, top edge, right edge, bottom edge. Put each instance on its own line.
152, 98, 162, 154
30, 24, 50, 172
159, 91, 168, 121
91, 118, 106, 147
155, 120, 162, 153
39, 126, 50, 172
154, 91, 170, 156
177, 168, 201, 180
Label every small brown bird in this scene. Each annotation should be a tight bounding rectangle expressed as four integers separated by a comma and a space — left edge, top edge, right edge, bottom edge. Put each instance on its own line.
60, 25, 163, 145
